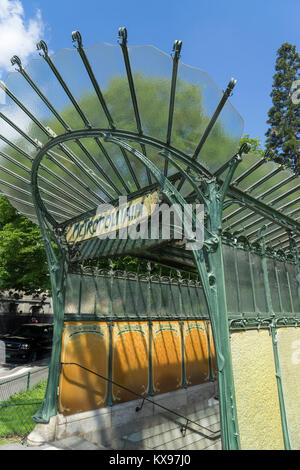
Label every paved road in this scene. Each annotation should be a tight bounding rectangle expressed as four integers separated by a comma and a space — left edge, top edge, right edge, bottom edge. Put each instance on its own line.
0, 357, 50, 380
0, 357, 50, 401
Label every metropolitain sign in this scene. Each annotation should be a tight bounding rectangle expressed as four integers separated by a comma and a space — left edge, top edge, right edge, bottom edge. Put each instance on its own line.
66, 191, 159, 243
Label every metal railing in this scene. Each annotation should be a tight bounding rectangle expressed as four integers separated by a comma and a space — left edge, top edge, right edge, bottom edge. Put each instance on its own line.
0, 367, 49, 402
0, 401, 43, 440
0, 370, 48, 440
61, 362, 220, 441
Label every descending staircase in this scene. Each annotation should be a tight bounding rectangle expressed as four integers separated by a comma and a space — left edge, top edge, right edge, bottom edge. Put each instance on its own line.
84, 398, 222, 451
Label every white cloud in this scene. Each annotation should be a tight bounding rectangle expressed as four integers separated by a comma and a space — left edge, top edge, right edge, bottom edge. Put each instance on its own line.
0, 0, 44, 77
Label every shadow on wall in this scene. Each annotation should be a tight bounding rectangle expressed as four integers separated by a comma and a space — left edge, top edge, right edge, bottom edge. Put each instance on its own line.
58, 320, 216, 415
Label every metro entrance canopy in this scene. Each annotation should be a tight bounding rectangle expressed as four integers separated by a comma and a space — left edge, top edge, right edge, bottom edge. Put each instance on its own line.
0, 29, 299, 450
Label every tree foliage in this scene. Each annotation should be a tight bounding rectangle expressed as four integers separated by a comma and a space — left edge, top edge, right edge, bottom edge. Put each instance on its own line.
265, 43, 300, 173
0, 196, 50, 294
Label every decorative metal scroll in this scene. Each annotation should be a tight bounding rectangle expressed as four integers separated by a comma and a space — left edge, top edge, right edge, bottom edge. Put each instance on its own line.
64, 267, 209, 321
0, 27, 299, 451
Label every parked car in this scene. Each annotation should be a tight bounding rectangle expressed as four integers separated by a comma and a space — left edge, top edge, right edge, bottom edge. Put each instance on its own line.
0, 323, 53, 363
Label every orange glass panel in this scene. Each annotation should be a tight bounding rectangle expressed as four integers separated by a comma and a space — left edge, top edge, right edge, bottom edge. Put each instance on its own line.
112, 322, 149, 404
152, 321, 182, 394
58, 322, 109, 415
184, 321, 210, 385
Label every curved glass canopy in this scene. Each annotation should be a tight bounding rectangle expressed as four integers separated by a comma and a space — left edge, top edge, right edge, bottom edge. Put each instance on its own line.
0, 34, 242, 220
0, 31, 298, 252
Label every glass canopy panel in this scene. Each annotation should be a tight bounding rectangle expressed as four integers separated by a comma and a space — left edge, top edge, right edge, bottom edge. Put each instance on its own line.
100, 140, 142, 193
222, 202, 242, 224
24, 53, 89, 132
1, 68, 64, 142
50, 47, 109, 130
170, 63, 244, 174
83, 42, 136, 131
52, 138, 121, 201
3, 38, 298, 242
224, 197, 300, 237
72, 138, 130, 197
231, 153, 299, 203
223, 209, 257, 233
220, 153, 299, 244
37, 144, 109, 214
233, 160, 282, 195
125, 140, 195, 195
128, 45, 172, 141
0, 100, 40, 158
229, 153, 263, 184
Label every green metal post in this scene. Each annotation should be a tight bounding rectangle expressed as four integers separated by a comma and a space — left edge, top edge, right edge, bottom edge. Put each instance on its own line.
32, 227, 67, 423
270, 323, 291, 449
259, 227, 291, 449
202, 233, 240, 450
27, 372, 31, 391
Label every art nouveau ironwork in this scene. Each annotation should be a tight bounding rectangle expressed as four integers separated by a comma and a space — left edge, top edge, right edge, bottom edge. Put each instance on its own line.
0, 28, 299, 450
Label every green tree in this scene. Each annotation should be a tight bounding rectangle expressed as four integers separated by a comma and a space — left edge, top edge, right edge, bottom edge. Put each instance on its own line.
239, 134, 264, 157
0, 196, 50, 294
265, 43, 300, 172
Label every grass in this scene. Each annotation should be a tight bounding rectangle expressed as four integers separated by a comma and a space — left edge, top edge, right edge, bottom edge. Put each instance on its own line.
0, 380, 47, 439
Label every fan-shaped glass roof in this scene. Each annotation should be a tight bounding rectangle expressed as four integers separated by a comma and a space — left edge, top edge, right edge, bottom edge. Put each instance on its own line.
0, 36, 243, 223
0, 32, 298, 253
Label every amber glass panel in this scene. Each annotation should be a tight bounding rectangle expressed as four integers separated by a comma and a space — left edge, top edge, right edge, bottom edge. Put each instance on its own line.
112, 322, 149, 403
152, 321, 182, 394
184, 321, 210, 385
58, 322, 109, 415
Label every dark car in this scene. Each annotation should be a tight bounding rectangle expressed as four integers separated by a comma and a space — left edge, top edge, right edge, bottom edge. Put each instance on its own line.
0, 323, 53, 363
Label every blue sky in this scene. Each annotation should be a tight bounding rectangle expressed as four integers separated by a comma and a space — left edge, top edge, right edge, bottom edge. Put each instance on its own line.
0, 0, 299, 147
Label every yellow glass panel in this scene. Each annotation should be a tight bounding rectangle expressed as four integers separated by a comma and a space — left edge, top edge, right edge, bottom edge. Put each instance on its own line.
59, 322, 109, 415
184, 321, 210, 385
277, 328, 300, 450
112, 322, 149, 403
152, 321, 182, 394
231, 330, 284, 450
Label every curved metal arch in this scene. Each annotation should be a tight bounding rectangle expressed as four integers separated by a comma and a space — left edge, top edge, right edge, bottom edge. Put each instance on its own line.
94, 136, 213, 316
30, 128, 213, 227
31, 129, 212, 306
30, 124, 242, 450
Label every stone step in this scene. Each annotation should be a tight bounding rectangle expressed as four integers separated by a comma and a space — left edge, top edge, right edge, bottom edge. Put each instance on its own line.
123, 404, 220, 443
180, 438, 223, 451
117, 403, 220, 451
124, 416, 220, 449
152, 422, 220, 450
85, 403, 218, 449
128, 419, 220, 450
173, 403, 220, 422
49, 436, 108, 450
82, 388, 221, 451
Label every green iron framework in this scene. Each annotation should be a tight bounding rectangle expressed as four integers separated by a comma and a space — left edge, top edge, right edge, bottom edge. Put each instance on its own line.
0, 28, 299, 450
